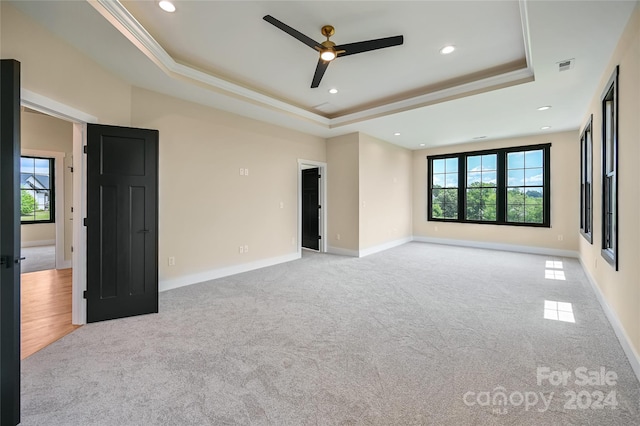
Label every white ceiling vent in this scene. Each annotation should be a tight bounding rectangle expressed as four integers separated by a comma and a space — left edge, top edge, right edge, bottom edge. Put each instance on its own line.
557, 58, 575, 72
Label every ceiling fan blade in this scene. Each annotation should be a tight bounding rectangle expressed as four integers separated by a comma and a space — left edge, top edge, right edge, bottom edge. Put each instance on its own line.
311, 59, 330, 88
336, 35, 404, 57
263, 15, 322, 50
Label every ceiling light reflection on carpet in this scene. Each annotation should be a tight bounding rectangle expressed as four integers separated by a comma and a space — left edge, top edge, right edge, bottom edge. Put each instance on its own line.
440, 45, 456, 55
328, 88, 338, 94
159, 1, 176, 13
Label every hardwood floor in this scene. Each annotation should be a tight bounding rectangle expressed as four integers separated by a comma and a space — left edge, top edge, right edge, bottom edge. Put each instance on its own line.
21, 268, 81, 360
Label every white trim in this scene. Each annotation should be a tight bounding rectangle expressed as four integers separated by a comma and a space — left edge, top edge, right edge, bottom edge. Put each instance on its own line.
159, 252, 301, 293
297, 159, 327, 254
71, 123, 88, 325
412, 236, 579, 258
518, 0, 535, 70
21, 89, 97, 124
579, 258, 640, 383
327, 246, 359, 257
20, 239, 55, 248
21, 149, 67, 270
359, 237, 413, 258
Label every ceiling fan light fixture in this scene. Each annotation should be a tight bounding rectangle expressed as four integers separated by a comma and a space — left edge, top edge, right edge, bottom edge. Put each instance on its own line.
159, 1, 176, 13
320, 49, 336, 61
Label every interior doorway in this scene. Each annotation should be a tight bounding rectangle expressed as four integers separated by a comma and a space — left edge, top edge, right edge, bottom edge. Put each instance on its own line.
19, 108, 79, 358
298, 160, 327, 253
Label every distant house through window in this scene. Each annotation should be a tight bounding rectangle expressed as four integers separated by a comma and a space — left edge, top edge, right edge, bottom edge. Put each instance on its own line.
20, 156, 55, 224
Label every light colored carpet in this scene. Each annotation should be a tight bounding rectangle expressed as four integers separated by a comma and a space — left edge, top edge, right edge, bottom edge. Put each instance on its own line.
20, 242, 640, 425
20, 245, 56, 273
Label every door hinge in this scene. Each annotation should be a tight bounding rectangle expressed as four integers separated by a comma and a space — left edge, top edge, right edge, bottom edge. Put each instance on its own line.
83, 145, 88, 154
318, 174, 321, 178
83, 218, 88, 226
83, 290, 87, 299
318, 235, 322, 239
71, 245, 74, 253
318, 205, 321, 209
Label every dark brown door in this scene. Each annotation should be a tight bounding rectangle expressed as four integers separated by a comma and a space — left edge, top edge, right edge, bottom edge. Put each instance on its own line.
0, 59, 22, 426
302, 168, 320, 250
86, 124, 158, 323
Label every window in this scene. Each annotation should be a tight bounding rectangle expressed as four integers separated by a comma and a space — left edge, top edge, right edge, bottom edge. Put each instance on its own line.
601, 66, 618, 270
430, 157, 459, 219
427, 144, 550, 227
579, 116, 593, 243
20, 156, 55, 224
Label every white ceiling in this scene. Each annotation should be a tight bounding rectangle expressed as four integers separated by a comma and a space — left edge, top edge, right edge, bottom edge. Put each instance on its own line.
9, 0, 638, 149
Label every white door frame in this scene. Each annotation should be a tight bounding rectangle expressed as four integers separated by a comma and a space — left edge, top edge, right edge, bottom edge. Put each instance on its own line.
22, 89, 97, 325
297, 159, 327, 253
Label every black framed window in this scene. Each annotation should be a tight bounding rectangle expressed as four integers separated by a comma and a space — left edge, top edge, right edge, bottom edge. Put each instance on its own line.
601, 66, 618, 270
427, 143, 550, 227
580, 115, 593, 243
20, 156, 55, 224
430, 156, 459, 220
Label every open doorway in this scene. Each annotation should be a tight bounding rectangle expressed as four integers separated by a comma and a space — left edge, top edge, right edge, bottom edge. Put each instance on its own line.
19, 107, 79, 359
298, 160, 327, 253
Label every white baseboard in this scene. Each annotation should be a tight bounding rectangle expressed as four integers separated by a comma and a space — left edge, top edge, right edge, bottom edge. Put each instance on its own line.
21, 239, 55, 248
57, 260, 72, 270
359, 236, 413, 258
159, 252, 301, 292
412, 236, 579, 258
327, 246, 359, 257
579, 258, 640, 384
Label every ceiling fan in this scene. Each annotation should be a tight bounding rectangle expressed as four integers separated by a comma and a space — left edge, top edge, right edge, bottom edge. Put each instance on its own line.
263, 15, 404, 88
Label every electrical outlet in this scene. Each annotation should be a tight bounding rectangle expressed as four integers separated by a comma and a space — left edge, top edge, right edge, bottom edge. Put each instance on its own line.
336, 233, 341, 240
244, 168, 249, 176
168, 257, 175, 266
239, 168, 244, 176
558, 234, 564, 241
434, 226, 438, 232
244, 245, 249, 253
280, 201, 284, 209
239, 246, 244, 254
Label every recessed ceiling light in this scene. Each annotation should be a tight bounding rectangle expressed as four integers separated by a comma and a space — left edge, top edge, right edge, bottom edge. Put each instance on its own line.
537, 106, 552, 111
439, 45, 456, 55
419, 143, 426, 147
159, 1, 176, 13
394, 132, 401, 136
541, 126, 551, 130
328, 88, 338, 94
473, 136, 487, 140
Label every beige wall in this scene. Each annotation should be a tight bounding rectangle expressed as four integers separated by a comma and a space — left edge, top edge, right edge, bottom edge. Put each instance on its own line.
359, 133, 412, 250
579, 4, 640, 353
326, 133, 360, 252
21, 111, 74, 263
413, 131, 580, 252
1, 3, 132, 126
130, 88, 326, 281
